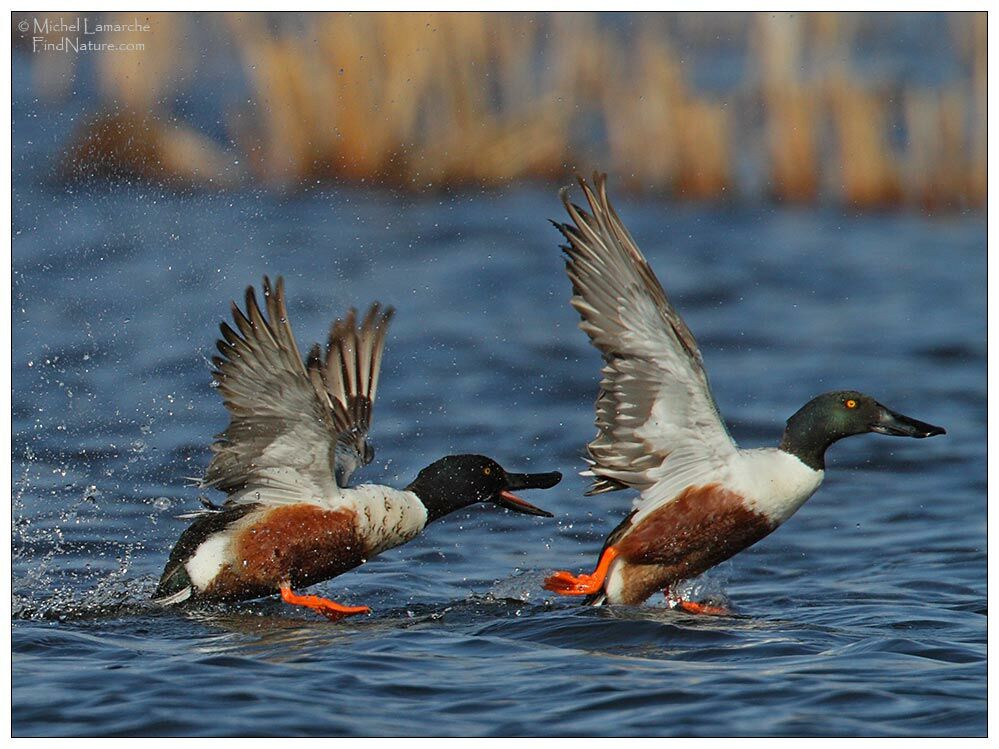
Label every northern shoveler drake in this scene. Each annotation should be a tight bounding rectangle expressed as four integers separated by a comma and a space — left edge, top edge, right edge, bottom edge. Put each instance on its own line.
543, 174, 945, 613
153, 277, 559, 619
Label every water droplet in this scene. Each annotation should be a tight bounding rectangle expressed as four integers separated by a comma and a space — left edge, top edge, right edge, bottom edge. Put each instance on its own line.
153, 497, 172, 510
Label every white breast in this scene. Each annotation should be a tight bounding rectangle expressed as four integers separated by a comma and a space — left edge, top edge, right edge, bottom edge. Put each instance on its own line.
728, 448, 825, 525
345, 485, 429, 556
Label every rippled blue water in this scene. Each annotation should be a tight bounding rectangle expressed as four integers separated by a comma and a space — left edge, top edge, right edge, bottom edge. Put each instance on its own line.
12, 94, 985, 736
12, 178, 985, 736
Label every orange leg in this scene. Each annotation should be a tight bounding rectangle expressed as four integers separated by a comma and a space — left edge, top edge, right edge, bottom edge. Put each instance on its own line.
279, 583, 370, 621
664, 587, 731, 616
544, 546, 620, 595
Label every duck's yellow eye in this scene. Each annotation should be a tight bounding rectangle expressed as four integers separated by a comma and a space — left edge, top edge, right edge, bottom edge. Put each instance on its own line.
483, 466, 492, 476
845, 399, 858, 409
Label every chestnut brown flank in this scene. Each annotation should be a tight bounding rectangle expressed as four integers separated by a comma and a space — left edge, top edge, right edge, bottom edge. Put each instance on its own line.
203, 505, 366, 601
613, 483, 775, 604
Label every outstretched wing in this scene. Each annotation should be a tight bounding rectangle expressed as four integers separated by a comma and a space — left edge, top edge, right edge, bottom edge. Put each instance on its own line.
204, 276, 341, 507
307, 303, 395, 487
554, 173, 738, 510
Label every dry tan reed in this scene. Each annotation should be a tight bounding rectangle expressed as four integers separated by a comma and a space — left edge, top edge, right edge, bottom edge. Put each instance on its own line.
37, 11, 985, 209
755, 14, 819, 202
830, 78, 902, 208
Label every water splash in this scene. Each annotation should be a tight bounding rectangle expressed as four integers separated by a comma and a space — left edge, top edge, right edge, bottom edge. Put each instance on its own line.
11, 441, 169, 622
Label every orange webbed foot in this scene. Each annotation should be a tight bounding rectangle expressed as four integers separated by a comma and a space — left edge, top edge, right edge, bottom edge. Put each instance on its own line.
543, 546, 619, 596
279, 584, 370, 621
674, 600, 731, 617
664, 588, 731, 616
544, 570, 602, 595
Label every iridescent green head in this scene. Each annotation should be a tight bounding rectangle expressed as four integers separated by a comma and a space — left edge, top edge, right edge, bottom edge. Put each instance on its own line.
779, 391, 945, 470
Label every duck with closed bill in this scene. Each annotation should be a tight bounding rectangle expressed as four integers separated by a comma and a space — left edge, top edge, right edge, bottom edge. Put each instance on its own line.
153, 277, 559, 620
543, 174, 945, 613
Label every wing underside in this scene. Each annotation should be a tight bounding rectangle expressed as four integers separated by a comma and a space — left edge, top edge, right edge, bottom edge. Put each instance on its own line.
554, 174, 737, 506
308, 303, 394, 487
203, 277, 391, 506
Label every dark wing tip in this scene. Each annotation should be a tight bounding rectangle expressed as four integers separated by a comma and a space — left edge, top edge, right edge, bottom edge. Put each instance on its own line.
229, 298, 248, 326
218, 320, 239, 344
361, 301, 396, 331
260, 274, 284, 294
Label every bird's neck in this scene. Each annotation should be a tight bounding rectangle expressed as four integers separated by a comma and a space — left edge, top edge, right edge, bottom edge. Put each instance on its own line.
405, 475, 467, 524
778, 412, 838, 471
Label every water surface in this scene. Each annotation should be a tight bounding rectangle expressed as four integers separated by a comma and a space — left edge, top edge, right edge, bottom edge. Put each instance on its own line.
12, 172, 985, 736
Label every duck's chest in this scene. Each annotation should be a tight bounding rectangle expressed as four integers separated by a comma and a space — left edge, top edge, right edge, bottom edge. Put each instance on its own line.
602, 451, 825, 604
194, 490, 428, 600
728, 449, 825, 525
343, 485, 430, 556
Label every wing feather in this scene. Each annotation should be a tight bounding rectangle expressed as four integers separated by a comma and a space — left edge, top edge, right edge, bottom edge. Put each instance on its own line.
203, 276, 341, 507
322, 303, 395, 487
555, 173, 737, 507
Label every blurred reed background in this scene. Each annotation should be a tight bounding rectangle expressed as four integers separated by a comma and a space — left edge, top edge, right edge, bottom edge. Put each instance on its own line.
16, 11, 986, 210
